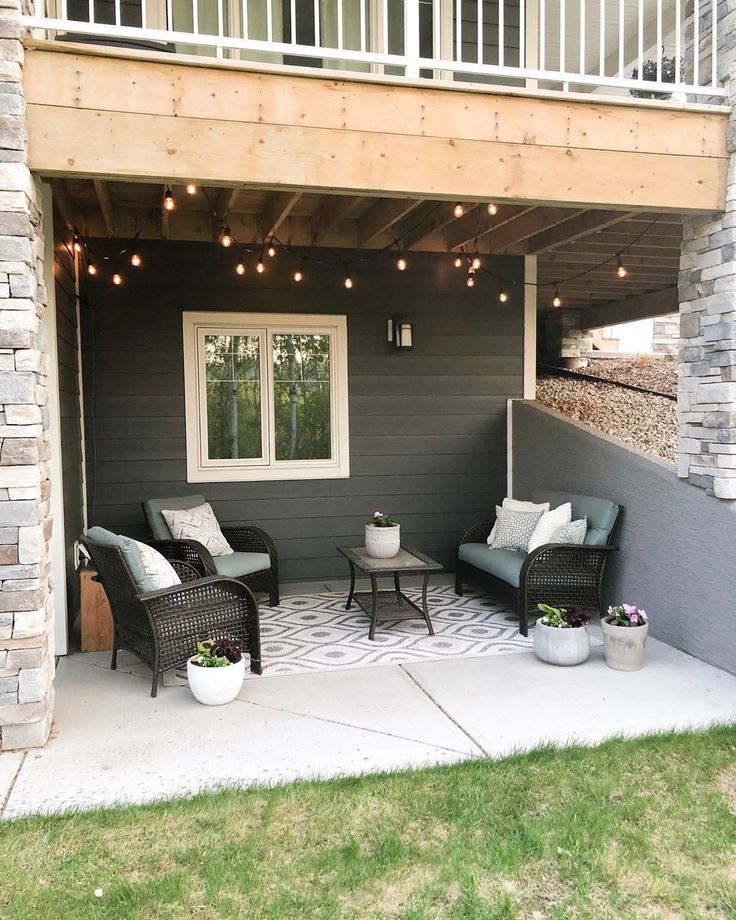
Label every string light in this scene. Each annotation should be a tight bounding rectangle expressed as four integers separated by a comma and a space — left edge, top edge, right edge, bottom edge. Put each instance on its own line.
471, 255, 482, 271
396, 253, 407, 271
87, 263, 97, 276
130, 253, 142, 268
235, 260, 246, 276
267, 240, 277, 258
466, 271, 475, 288
487, 203, 498, 216
453, 203, 464, 219
220, 225, 233, 248
256, 257, 265, 274
453, 255, 463, 269
616, 255, 628, 279
112, 272, 123, 286
293, 267, 303, 283
163, 186, 175, 211
72, 231, 83, 254
499, 289, 508, 303
552, 285, 562, 308
185, 183, 197, 195
344, 267, 354, 290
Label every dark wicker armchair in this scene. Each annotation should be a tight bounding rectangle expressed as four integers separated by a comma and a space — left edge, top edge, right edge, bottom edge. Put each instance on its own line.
142, 496, 280, 607
82, 535, 262, 698
456, 490, 621, 636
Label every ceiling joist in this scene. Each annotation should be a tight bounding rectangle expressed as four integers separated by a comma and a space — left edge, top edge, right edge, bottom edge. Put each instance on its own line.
357, 198, 422, 248
261, 191, 302, 242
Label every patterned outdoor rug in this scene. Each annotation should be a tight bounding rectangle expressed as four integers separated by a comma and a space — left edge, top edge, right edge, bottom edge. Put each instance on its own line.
245, 584, 534, 677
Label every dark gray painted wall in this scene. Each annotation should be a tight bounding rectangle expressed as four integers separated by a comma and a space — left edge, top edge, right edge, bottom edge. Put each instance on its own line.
512, 400, 736, 675
81, 242, 524, 581
55, 222, 84, 625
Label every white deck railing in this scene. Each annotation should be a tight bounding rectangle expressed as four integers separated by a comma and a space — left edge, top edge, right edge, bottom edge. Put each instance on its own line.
23, 0, 726, 101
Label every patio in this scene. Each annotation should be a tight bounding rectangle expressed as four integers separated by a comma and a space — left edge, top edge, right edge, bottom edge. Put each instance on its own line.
2, 579, 735, 819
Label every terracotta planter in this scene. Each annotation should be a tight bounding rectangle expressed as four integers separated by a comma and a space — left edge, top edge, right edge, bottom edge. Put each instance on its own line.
365, 523, 400, 559
187, 656, 245, 705
601, 618, 648, 671
534, 621, 590, 666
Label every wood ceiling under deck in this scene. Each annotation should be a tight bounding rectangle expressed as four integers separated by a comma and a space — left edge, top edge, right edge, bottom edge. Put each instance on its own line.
52, 179, 681, 316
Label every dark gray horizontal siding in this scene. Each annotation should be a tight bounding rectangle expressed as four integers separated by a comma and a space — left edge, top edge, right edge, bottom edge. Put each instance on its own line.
83, 242, 523, 581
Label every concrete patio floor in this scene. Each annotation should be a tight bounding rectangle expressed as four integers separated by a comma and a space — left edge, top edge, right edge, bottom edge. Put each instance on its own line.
2, 583, 736, 818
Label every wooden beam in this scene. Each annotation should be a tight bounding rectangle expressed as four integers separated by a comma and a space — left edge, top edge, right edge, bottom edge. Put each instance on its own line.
260, 191, 301, 241
580, 286, 678, 328
92, 179, 114, 236
357, 198, 421, 247
445, 205, 534, 251
50, 179, 78, 231
483, 207, 586, 253
24, 47, 729, 213
524, 211, 638, 253
215, 187, 241, 217
398, 201, 463, 250
311, 195, 361, 243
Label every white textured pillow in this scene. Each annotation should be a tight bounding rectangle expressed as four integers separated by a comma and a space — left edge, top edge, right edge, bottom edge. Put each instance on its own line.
528, 502, 572, 552
487, 497, 550, 545
551, 517, 588, 545
131, 540, 181, 592
490, 506, 546, 552
161, 502, 234, 557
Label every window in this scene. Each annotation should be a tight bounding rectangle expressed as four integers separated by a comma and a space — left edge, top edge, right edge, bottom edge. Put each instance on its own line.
183, 312, 349, 482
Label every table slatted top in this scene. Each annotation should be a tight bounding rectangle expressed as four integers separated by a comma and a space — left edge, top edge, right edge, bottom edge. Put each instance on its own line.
336, 545, 443, 574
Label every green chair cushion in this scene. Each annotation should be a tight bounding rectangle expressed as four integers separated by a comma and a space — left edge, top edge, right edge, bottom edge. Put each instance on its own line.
143, 495, 207, 541
213, 551, 271, 578
458, 543, 526, 588
531, 489, 619, 546
86, 526, 150, 591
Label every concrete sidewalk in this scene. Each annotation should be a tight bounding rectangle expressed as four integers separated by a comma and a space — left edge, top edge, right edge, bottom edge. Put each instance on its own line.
2, 627, 736, 818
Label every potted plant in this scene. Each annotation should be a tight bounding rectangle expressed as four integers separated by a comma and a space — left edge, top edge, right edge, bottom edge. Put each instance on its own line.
630, 55, 684, 100
533, 603, 592, 666
601, 604, 649, 671
187, 638, 245, 705
364, 511, 400, 559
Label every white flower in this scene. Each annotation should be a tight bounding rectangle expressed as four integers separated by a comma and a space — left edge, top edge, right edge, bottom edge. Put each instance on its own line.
94, 889, 104, 898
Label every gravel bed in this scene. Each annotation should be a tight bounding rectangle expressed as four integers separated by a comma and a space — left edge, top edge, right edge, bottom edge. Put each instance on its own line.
578, 357, 677, 397
536, 374, 678, 464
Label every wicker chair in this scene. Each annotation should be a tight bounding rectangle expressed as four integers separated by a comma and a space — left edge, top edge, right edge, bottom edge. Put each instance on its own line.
142, 495, 280, 607
456, 490, 621, 636
82, 535, 262, 698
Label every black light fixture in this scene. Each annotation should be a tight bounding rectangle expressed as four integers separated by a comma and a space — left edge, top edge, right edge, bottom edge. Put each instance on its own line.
387, 317, 414, 351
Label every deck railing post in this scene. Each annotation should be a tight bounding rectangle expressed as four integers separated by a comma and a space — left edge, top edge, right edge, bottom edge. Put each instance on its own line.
404, 0, 421, 77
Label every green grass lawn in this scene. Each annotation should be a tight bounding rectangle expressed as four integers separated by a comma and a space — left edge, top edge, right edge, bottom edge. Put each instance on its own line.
2, 728, 735, 919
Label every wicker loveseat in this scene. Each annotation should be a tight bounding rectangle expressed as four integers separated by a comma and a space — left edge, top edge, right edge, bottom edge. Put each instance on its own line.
142, 495, 280, 607
456, 489, 621, 636
82, 530, 262, 697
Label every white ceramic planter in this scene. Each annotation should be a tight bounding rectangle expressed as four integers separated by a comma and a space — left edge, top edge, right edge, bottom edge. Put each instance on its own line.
601, 618, 649, 671
534, 621, 590, 666
187, 656, 245, 705
365, 523, 400, 559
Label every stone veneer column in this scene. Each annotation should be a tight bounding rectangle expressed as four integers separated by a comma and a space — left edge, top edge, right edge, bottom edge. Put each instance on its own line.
539, 308, 594, 369
678, 7, 736, 499
0, 0, 55, 749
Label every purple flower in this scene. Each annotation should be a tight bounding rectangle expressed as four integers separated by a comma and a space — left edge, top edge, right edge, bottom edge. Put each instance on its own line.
640, 610, 648, 621
623, 603, 637, 615
373, 511, 383, 518
630, 613, 639, 624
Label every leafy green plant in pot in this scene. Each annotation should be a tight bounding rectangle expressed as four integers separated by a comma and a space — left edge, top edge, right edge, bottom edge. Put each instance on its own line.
365, 511, 400, 559
630, 55, 684, 100
602, 604, 649, 671
534, 603, 592, 666
187, 638, 245, 705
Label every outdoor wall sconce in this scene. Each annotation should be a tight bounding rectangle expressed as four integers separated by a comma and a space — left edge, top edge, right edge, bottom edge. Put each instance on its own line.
387, 318, 414, 351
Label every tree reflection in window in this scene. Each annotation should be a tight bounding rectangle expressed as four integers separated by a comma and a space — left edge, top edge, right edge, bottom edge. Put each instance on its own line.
272, 333, 331, 460
204, 334, 262, 460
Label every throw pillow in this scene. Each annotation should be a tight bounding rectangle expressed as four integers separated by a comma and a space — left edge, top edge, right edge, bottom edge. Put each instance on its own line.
490, 506, 545, 552
131, 540, 181, 593
550, 517, 588, 545
487, 497, 550, 545
161, 502, 234, 557
85, 526, 148, 588
528, 502, 572, 552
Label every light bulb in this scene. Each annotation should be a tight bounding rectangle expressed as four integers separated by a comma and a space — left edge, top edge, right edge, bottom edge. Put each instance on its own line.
293, 268, 303, 283
616, 257, 627, 279
552, 286, 562, 308
453, 256, 463, 269
235, 261, 246, 276
112, 272, 123, 286
87, 263, 97, 276
344, 274, 354, 290
163, 187, 174, 211
72, 233, 82, 254
130, 253, 142, 268
185, 183, 197, 195
466, 273, 475, 288
499, 290, 508, 303
396, 255, 407, 271
256, 258, 265, 274
487, 203, 498, 216
453, 203, 464, 219
267, 242, 276, 258
220, 226, 233, 248
471, 255, 482, 270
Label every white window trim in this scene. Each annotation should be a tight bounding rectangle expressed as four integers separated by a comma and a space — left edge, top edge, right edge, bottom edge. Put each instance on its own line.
183, 311, 350, 482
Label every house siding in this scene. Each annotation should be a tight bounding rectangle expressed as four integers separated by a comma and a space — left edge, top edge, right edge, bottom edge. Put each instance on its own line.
511, 400, 736, 676
80, 242, 524, 581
